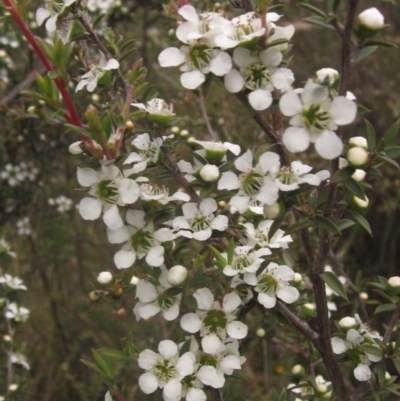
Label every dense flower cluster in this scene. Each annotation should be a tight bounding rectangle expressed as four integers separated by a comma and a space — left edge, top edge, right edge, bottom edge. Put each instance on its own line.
1, 162, 39, 186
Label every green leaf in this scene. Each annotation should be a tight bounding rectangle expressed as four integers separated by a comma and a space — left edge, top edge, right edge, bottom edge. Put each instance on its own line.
384, 146, 400, 159
383, 120, 400, 147
265, 38, 289, 48
365, 167, 382, 178
342, 178, 366, 200
298, 3, 327, 18
209, 246, 227, 269
314, 215, 341, 234
285, 218, 314, 234
320, 271, 348, 300
336, 219, 355, 232
81, 359, 104, 375
355, 46, 378, 63
347, 210, 372, 236
362, 344, 383, 358
374, 303, 396, 314
326, 0, 341, 13
365, 120, 376, 152
393, 359, 400, 375
375, 155, 399, 169
98, 348, 128, 359
303, 16, 336, 31
92, 349, 113, 377
364, 39, 398, 48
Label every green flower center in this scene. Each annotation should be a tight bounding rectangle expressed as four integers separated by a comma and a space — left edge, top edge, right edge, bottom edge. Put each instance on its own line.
140, 141, 159, 162
254, 230, 269, 247
181, 373, 197, 390
276, 166, 298, 186
157, 293, 177, 311
302, 104, 331, 131
198, 354, 218, 368
232, 254, 252, 272
187, 44, 214, 70
203, 309, 228, 334
130, 229, 154, 254
243, 63, 271, 90
241, 170, 264, 196
257, 274, 278, 295
191, 215, 211, 232
96, 179, 119, 204
347, 346, 364, 364
154, 359, 176, 381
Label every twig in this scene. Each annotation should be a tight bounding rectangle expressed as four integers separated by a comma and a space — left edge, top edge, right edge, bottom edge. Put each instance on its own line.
210, 389, 224, 401
198, 88, 218, 141
383, 303, 400, 344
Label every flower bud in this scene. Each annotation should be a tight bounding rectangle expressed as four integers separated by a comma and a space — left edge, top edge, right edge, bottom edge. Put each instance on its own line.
27, 105, 36, 114
338, 316, 357, 330
292, 364, 305, 377
263, 202, 281, 219
352, 169, 366, 182
130, 275, 139, 286
200, 164, 220, 182
117, 307, 128, 318
171, 126, 180, 134
180, 129, 189, 137
293, 273, 303, 282
349, 136, 368, 149
384, 372, 391, 383
388, 276, 400, 289
167, 265, 188, 286
91, 94, 99, 102
69, 141, 84, 155
9, 384, 18, 392
316, 68, 339, 86
359, 292, 369, 301
316, 384, 328, 395
358, 8, 385, 30
125, 120, 134, 130
256, 328, 266, 337
352, 195, 369, 209
3, 335, 12, 342
89, 291, 100, 301
347, 147, 369, 167
302, 303, 316, 317
97, 271, 113, 285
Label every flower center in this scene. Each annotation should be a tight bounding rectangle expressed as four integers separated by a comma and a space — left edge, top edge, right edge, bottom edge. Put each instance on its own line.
243, 63, 271, 90
302, 104, 331, 131
181, 373, 197, 390
146, 99, 174, 116
198, 354, 218, 368
56, 15, 73, 41
232, 13, 261, 41
257, 275, 278, 295
232, 254, 252, 272
154, 359, 176, 381
141, 183, 168, 199
157, 293, 177, 311
187, 44, 214, 70
140, 141, 160, 162
276, 166, 298, 186
191, 215, 211, 232
96, 179, 119, 204
203, 310, 228, 334
254, 229, 269, 247
130, 229, 154, 254
241, 170, 264, 196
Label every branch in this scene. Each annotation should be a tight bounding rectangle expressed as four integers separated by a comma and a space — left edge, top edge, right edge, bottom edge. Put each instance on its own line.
198, 88, 218, 141
383, 302, 400, 344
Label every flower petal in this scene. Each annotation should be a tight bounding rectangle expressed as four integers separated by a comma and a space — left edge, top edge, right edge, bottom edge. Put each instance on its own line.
282, 127, 310, 153
180, 313, 202, 333
158, 47, 186, 67
227, 321, 248, 339
79, 197, 102, 220
248, 89, 272, 111
315, 130, 343, 159
330, 96, 357, 126
180, 71, 205, 90
114, 250, 136, 269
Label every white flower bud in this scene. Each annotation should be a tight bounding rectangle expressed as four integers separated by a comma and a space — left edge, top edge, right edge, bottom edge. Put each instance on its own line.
349, 136, 368, 149
91, 94, 99, 102
352, 195, 369, 209
180, 129, 189, 137
69, 141, 84, 154
358, 8, 385, 30
347, 147, 369, 167
352, 169, 366, 182
27, 105, 36, 114
359, 292, 369, 301
293, 273, 303, 283
263, 202, 281, 219
171, 126, 180, 134
388, 276, 400, 289
316, 68, 339, 85
316, 384, 328, 394
385, 372, 391, 382
130, 275, 139, 286
97, 271, 113, 285
167, 265, 188, 286
292, 364, 304, 376
256, 328, 266, 337
339, 316, 357, 329
3, 335, 12, 342
199, 164, 220, 182
9, 384, 18, 392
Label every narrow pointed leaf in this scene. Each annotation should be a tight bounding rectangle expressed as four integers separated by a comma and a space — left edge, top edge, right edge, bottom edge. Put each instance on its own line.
347, 210, 372, 236
314, 215, 341, 234
365, 120, 376, 152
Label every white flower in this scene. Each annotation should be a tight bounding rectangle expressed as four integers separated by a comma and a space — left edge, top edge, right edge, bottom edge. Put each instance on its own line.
280, 79, 357, 159
16, 217, 31, 236
109, 210, 175, 268
11, 353, 30, 370
242, 220, 292, 250
134, 268, 181, 321
0, 274, 27, 291
316, 68, 339, 86
131, 99, 175, 125
1, 163, 23, 186
139, 183, 190, 204
138, 340, 196, 401
218, 150, 280, 214
192, 140, 241, 163
76, 53, 119, 92
224, 47, 294, 110
243, 262, 299, 308
158, 43, 232, 90
36, 0, 76, 44
49, 195, 73, 213
222, 245, 271, 277
180, 288, 248, 352
5, 302, 30, 322
0, 238, 16, 258
171, 198, 228, 241
358, 8, 384, 30
77, 163, 140, 230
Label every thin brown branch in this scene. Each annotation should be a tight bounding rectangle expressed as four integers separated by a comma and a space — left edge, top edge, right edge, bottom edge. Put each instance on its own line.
383, 303, 400, 344
198, 88, 218, 141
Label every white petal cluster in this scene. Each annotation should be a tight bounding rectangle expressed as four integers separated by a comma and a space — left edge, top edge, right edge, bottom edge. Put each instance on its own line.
76, 53, 119, 92
48, 195, 73, 213
331, 315, 382, 381
1, 162, 38, 187
5, 302, 30, 322
280, 79, 357, 159
0, 274, 27, 291
16, 217, 31, 236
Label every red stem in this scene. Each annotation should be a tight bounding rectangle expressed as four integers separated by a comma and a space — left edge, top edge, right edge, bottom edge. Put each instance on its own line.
3, 0, 97, 147
179, 0, 189, 5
